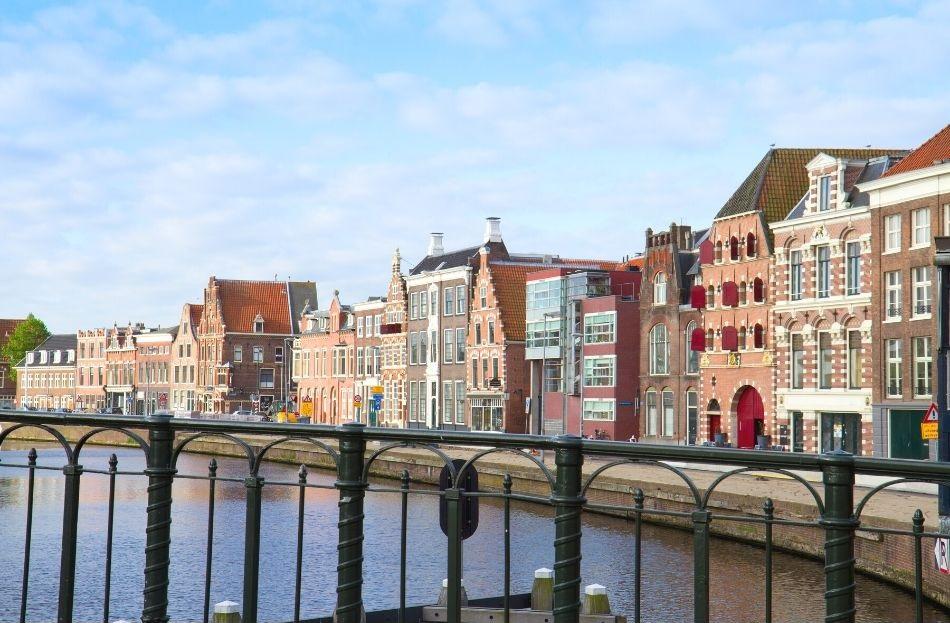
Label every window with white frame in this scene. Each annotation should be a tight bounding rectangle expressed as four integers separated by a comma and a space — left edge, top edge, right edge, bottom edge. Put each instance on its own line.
818, 332, 832, 389
455, 381, 465, 425
583, 356, 615, 387
430, 291, 438, 316
653, 272, 667, 306
884, 214, 901, 252
357, 317, 364, 337
886, 339, 902, 397
912, 208, 931, 247
846, 241, 861, 295
410, 292, 419, 319
488, 318, 495, 343
259, 368, 275, 389
791, 333, 804, 389
443, 329, 453, 364
816, 245, 831, 298
943, 204, 950, 236
443, 381, 454, 424
234, 345, 243, 363
662, 389, 674, 436
912, 266, 932, 316
649, 324, 669, 375
420, 291, 428, 317
444, 287, 454, 316
685, 321, 699, 374
885, 271, 902, 319
583, 399, 615, 421
456, 285, 466, 314
645, 390, 657, 436
456, 328, 466, 362
790, 250, 803, 300
479, 286, 487, 309
356, 347, 364, 376
914, 336, 932, 397
252, 346, 263, 363
818, 175, 832, 212
584, 312, 616, 344
847, 331, 862, 390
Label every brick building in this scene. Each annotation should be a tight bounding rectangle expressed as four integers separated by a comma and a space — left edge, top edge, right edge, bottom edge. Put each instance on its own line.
15, 334, 77, 410
196, 277, 316, 414
136, 327, 175, 415
76, 328, 108, 412
771, 153, 905, 455
378, 250, 408, 427
859, 125, 950, 458
353, 297, 385, 425
170, 303, 202, 413
295, 292, 355, 424
640, 224, 704, 444
526, 261, 641, 439
0, 319, 25, 408
105, 324, 139, 413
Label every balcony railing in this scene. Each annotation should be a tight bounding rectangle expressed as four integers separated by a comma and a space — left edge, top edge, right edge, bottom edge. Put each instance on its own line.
0, 409, 949, 623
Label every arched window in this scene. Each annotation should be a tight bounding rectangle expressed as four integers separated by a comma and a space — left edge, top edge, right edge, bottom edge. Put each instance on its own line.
738, 326, 747, 350
686, 322, 700, 373
715, 241, 723, 262
653, 272, 667, 306
739, 281, 748, 305
661, 388, 674, 436
706, 285, 715, 308
645, 389, 658, 436
754, 323, 765, 348
649, 324, 669, 375
686, 389, 698, 445
747, 232, 757, 257
730, 236, 739, 261
706, 329, 714, 351
753, 277, 765, 303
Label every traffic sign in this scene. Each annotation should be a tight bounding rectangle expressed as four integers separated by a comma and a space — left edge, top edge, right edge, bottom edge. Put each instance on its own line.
922, 403, 939, 441
371, 385, 384, 395
354, 395, 363, 407
936, 538, 950, 575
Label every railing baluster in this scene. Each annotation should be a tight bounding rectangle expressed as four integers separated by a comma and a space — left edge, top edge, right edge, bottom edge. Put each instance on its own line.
445, 487, 463, 623
552, 436, 584, 623
243, 474, 264, 623
763, 498, 774, 623
503, 473, 512, 623
142, 412, 176, 623
691, 509, 711, 623
399, 469, 409, 623
203, 459, 218, 623
820, 451, 858, 623
58, 459, 83, 623
19, 448, 37, 623
335, 422, 367, 623
912, 509, 923, 623
633, 488, 644, 623
103, 453, 118, 623
294, 465, 308, 623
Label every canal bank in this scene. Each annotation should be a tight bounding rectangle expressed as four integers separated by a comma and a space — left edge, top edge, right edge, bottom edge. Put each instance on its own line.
2, 422, 947, 610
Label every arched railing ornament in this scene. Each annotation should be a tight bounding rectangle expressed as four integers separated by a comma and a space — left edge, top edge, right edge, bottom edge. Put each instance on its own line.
701, 467, 825, 514
581, 458, 703, 508
456, 447, 555, 492
0, 423, 75, 464
253, 436, 339, 474
854, 477, 950, 520
74, 427, 150, 461
361, 440, 456, 483
172, 432, 256, 473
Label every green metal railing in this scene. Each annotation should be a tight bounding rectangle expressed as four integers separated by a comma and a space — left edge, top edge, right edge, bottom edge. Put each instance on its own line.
1, 409, 949, 623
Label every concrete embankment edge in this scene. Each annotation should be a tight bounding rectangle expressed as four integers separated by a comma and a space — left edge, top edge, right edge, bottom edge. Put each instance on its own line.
2, 423, 947, 610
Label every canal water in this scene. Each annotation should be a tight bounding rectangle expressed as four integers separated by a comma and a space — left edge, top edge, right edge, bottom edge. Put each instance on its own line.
0, 444, 946, 623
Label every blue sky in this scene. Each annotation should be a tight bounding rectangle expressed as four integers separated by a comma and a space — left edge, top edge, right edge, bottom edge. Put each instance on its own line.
2, 1, 949, 332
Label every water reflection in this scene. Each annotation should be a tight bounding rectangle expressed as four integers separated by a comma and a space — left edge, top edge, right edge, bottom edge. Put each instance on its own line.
0, 444, 945, 623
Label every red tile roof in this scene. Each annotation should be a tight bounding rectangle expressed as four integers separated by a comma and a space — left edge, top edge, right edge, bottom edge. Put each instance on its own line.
488, 263, 532, 342
215, 279, 292, 334
188, 304, 204, 334
882, 124, 950, 178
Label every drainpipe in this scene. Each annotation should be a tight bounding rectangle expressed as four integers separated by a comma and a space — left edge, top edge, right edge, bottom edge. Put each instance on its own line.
933, 237, 950, 532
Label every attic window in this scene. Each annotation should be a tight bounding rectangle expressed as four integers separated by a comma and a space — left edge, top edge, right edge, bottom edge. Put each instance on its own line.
819, 176, 832, 211
253, 314, 265, 333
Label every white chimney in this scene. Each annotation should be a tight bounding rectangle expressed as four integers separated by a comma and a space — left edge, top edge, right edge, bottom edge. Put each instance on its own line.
428, 232, 444, 256
484, 217, 502, 243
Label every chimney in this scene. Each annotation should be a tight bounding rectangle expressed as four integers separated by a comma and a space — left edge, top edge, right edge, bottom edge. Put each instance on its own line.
428, 233, 444, 256
484, 217, 503, 243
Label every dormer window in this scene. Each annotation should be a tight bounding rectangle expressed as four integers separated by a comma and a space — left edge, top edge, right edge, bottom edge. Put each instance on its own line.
67, 349, 75, 363
39, 351, 48, 364
27, 352, 34, 364
818, 175, 832, 211
253, 314, 264, 333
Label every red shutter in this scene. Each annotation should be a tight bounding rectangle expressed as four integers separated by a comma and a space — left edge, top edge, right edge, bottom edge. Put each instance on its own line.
722, 281, 738, 307
753, 324, 764, 348
747, 233, 757, 256
690, 285, 706, 309
753, 278, 764, 303
721, 326, 738, 351
699, 239, 714, 265
690, 327, 706, 351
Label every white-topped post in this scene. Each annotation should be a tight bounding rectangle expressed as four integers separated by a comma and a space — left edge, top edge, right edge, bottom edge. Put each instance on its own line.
582, 584, 611, 615
213, 600, 242, 623
531, 567, 553, 611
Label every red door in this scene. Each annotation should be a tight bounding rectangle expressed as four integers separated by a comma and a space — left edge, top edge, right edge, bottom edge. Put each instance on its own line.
736, 387, 764, 449
707, 413, 721, 442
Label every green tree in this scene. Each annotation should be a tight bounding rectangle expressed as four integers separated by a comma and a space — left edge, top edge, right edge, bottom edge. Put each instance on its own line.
2, 314, 51, 381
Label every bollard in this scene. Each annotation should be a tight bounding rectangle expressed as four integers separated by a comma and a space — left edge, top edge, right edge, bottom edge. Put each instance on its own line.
531, 568, 553, 611
213, 600, 241, 623
437, 578, 468, 607
581, 584, 610, 615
